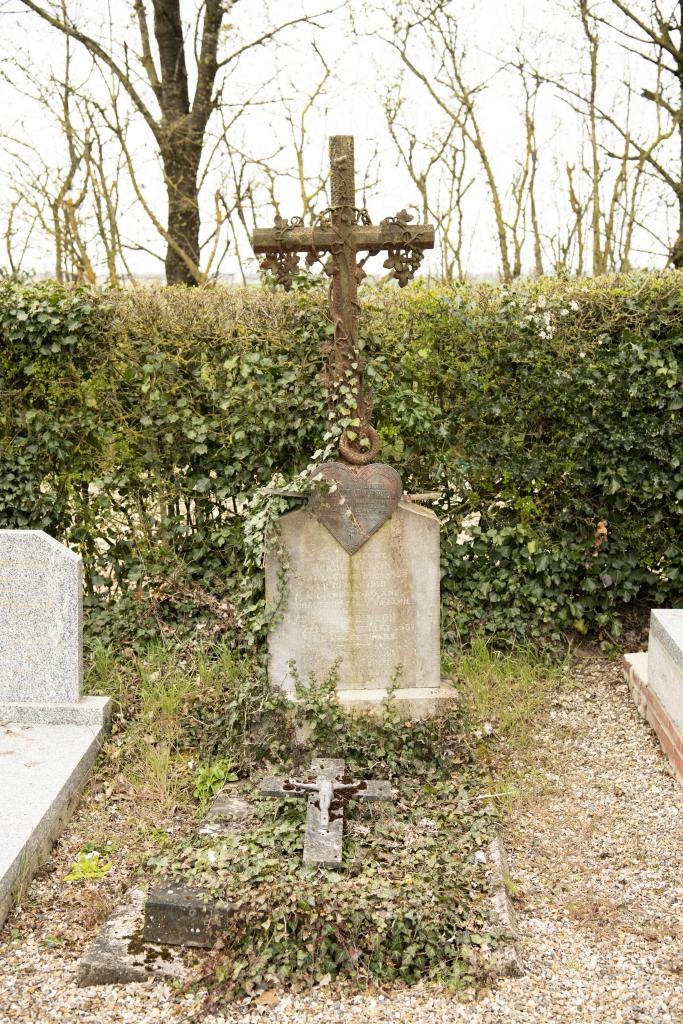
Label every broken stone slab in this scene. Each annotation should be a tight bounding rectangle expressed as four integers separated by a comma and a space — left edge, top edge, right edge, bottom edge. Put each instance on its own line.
78, 889, 186, 986
208, 791, 252, 820
194, 789, 253, 838
143, 883, 232, 948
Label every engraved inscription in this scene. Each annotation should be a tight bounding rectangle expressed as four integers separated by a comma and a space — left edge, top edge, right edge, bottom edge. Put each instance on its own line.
266, 504, 441, 694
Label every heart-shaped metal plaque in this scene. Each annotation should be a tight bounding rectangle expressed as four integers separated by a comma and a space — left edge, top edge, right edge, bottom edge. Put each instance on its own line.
308, 462, 403, 554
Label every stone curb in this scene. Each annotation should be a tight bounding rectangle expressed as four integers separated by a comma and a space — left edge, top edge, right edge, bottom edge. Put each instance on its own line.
622, 652, 683, 788
481, 833, 524, 979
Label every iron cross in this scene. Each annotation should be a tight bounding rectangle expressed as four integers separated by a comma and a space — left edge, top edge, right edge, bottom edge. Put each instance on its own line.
261, 757, 393, 868
252, 135, 435, 466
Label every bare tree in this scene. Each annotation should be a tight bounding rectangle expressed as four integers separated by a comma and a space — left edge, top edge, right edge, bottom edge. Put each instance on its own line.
13, 0, 331, 284
595, 1, 683, 266
1, 34, 132, 284
538, 0, 653, 273
383, 1, 548, 282
384, 80, 472, 280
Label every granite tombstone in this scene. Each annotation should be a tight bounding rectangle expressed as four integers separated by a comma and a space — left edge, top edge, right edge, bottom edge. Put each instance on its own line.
0, 530, 110, 927
0, 530, 108, 725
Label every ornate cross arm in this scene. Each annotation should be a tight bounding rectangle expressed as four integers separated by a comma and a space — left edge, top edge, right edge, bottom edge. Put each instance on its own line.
252, 222, 435, 256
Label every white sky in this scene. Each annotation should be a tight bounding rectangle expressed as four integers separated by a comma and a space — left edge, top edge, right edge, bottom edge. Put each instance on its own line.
0, 0, 675, 280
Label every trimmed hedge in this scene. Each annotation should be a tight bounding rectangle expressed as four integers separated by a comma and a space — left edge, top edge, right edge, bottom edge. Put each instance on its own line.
0, 273, 681, 646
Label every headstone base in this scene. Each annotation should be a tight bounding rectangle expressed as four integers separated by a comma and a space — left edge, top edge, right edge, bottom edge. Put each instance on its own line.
0, 695, 111, 727
337, 683, 458, 720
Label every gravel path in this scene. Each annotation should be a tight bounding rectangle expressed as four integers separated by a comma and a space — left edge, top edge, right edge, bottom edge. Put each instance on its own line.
2, 655, 682, 1023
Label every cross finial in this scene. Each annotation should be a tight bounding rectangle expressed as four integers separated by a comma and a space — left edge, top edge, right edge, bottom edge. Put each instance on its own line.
329, 135, 355, 210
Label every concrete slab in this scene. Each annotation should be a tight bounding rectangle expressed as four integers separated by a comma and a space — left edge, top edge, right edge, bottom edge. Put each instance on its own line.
0, 718, 108, 926
78, 889, 186, 986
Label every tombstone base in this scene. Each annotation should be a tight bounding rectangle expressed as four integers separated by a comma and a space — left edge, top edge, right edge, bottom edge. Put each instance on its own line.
337, 683, 458, 721
0, 695, 111, 728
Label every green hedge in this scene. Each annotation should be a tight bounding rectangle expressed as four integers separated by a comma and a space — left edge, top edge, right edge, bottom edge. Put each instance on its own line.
0, 273, 681, 646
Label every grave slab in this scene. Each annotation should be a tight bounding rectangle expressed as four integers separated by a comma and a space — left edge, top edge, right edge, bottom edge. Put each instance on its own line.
0, 720, 109, 926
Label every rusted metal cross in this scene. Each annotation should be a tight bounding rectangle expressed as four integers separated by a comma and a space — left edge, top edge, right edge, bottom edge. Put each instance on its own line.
252, 135, 435, 466
261, 757, 393, 868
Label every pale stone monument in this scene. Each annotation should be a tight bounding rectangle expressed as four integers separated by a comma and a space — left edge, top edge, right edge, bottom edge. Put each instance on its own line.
0, 529, 110, 927
0, 530, 109, 725
253, 137, 455, 718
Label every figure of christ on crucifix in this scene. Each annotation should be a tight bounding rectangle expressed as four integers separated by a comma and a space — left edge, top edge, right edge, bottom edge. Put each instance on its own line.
262, 758, 394, 868
252, 135, 435, 467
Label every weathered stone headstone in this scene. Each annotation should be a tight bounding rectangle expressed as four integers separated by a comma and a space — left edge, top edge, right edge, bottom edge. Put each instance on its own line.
266, 500, 454, 716
0, 530, 107, 725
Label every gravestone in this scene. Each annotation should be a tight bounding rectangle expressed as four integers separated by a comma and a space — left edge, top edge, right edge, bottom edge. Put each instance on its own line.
0, 530, 108, 724
0, 530, 110, 927
265, 500, 453, 716
253, 137, 455, 718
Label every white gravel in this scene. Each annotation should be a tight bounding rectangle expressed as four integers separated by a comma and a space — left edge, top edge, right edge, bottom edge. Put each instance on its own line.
1, 655, 682, 1023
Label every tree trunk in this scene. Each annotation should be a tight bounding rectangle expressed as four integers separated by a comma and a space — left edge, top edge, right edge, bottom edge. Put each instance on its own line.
675, 8, 683, 268
162, 142, 202, 284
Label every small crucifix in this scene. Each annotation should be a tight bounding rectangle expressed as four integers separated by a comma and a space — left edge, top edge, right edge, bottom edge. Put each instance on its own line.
261, 757, 394, 868
252, 135, 435, 467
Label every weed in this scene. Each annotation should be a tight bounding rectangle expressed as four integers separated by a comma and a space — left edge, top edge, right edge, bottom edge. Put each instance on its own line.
445, 633, 568, 753
64, 848, 112, 882
193, 759, 238, 805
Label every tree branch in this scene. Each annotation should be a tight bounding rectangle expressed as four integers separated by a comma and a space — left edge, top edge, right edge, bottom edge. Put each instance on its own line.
17, 0, 160, 142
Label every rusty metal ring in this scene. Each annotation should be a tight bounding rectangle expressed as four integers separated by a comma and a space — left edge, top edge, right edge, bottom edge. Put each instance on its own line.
339, 426, 379, 465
